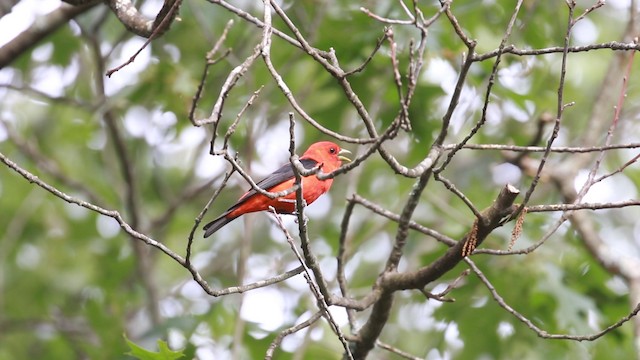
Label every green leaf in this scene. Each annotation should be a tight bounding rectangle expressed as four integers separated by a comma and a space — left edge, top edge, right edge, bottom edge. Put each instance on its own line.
124, 334, 184, 360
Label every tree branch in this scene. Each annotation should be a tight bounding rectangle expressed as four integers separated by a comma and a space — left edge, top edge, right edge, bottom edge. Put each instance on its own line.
0, 1, 99, 69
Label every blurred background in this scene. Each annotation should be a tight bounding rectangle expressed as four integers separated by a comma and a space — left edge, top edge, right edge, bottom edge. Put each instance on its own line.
1, 0, 640, 359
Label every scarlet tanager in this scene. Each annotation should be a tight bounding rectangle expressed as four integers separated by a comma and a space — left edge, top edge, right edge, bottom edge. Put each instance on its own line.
203, 141, 351, 237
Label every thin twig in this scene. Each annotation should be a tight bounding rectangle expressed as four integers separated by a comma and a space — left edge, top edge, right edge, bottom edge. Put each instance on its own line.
188, 19, 235, 127
264, 311, 323, 360
467, 257, 640, 341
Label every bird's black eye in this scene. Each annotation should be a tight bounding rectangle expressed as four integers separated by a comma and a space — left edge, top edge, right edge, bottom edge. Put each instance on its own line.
329, 147, 337, 154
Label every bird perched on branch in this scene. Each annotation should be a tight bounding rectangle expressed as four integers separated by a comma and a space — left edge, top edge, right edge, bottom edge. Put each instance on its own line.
203, 141, 351, 237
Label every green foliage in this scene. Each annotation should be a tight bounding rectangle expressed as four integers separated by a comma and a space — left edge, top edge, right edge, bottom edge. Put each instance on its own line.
125, 335, 184, 360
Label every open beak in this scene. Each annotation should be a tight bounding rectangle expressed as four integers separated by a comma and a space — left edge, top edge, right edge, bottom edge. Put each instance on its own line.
338, 148, 352, 163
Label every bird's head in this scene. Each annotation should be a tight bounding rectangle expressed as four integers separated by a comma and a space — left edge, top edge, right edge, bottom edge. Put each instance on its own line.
302, 141, 351, 172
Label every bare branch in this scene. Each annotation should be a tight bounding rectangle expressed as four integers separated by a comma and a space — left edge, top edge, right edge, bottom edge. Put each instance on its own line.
445, 142, 640, 153
104, 0, 182, 39
468, 257, 640, 341
515, 2, 576, 215
265, 311, 323, 360
188, 19, 235, 127
0, 1, 99, 69
0, 151, 187, 266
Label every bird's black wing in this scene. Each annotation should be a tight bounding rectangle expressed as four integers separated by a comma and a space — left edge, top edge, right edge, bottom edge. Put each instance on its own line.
203, 158, 319, 237
234, 158, 319, 207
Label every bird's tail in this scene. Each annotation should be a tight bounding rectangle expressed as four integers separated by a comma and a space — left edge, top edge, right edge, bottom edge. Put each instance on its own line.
203, 212, 236, 238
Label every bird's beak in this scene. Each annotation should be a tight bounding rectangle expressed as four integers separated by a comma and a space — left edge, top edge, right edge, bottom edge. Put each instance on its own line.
338, 148, 352, 163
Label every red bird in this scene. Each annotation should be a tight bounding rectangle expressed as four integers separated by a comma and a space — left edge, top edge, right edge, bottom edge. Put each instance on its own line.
203, 141, 351, 237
